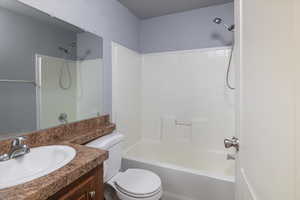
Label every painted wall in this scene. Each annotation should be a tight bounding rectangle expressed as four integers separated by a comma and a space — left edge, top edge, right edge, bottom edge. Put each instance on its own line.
141, 48, 235, 151
0, 7, 77, 134
18, 0, 233, 114
76, 32, 103, 60
19, 0, 140, 115
140, 2, 234, 53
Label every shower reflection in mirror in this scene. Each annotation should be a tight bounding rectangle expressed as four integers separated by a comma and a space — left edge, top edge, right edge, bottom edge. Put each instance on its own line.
36, 33, 103, 130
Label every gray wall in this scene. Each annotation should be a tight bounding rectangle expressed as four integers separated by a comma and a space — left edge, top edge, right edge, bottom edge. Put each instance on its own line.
77, 32, 103, 60
19, 0, 140, 116
0, 7, 77, 133
17, 0, 233, 116
140, 2, 234, 53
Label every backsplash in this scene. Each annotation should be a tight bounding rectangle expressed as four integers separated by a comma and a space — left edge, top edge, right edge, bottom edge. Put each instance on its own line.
0, 115, 115, 154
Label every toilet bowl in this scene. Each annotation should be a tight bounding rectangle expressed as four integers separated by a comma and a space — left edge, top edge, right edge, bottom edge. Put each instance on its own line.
86, 132, 163, 200
108, 169, 162, 200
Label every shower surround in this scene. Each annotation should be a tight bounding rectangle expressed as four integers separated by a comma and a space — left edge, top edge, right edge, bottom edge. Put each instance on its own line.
112, 43, 235, 200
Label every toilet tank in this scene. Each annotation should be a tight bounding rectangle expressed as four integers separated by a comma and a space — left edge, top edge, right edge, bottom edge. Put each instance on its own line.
86, 132, 124, 182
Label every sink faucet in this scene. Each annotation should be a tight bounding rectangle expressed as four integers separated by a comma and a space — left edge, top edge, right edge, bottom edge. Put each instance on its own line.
9, 136, 30, 159
0, 136, 30, 162
58, 113, 68, 124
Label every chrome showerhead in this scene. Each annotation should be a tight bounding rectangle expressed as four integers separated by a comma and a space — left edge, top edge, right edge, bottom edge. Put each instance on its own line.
227, 25, 235, 32
213, 17, 222, 24
58, 46, 69, 54
213, 17, 235, 32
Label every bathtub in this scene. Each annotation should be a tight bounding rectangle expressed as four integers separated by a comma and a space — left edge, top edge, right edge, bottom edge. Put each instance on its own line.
122, 140, 235, 200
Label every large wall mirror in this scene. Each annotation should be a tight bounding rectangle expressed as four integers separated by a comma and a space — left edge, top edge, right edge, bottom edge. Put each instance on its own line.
0, 1, 104, 140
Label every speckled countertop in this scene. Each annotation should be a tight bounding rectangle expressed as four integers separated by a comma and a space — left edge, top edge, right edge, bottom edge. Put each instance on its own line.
0, 115, 115, 200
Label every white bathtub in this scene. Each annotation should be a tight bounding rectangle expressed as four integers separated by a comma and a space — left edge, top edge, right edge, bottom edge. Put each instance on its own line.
122, 140, 235, 200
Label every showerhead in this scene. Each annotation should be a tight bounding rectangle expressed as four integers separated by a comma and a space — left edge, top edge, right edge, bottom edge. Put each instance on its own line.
227, 24, 235, 32
213, 17, 222, 24
213, 17, 235, 32
58, 46, 69, 54
79, 49, 91, 61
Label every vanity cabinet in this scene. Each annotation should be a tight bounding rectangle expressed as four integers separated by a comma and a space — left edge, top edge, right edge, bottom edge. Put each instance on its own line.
49, 165, 104, 200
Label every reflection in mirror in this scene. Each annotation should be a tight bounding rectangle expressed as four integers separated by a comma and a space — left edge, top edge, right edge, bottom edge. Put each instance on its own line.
0, 1, 103, 139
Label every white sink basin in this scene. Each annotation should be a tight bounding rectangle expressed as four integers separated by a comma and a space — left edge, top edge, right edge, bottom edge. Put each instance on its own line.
0, 145, 76, 190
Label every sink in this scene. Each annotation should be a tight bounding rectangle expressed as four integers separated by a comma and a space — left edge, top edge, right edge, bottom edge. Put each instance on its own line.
0, 145, 76, 190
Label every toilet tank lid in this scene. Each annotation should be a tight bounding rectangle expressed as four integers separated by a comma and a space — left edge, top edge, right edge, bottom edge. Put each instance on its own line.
86, 131, 124, 150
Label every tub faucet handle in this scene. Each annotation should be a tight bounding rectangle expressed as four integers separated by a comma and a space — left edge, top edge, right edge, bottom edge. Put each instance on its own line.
224, 136, 239, 151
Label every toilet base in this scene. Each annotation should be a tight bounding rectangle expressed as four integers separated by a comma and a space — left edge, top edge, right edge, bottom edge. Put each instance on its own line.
104, 183, 120, 200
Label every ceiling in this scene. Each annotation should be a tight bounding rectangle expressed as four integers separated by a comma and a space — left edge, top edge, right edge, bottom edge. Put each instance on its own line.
118, 0, 233, 19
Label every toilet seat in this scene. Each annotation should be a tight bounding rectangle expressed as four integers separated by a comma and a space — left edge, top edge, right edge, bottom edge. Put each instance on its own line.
108, 169, 162, 200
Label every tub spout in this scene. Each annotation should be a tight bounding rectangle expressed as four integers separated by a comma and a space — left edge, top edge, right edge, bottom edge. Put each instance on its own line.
227, 154, 236, 160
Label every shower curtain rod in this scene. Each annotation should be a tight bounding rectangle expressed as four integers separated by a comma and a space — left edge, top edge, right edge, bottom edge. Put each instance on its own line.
0, 79, 37, 86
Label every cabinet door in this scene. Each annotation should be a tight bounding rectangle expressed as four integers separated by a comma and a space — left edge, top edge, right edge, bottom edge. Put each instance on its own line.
49, 165, 103, 200
58, 175, 96, 200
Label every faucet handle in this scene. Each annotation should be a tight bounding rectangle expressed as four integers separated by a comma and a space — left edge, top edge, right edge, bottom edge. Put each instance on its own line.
12, 136, 27, 146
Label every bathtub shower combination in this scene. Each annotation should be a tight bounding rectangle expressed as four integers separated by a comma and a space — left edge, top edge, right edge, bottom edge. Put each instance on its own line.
113, 44, 235, 200
123, 141, 234, 200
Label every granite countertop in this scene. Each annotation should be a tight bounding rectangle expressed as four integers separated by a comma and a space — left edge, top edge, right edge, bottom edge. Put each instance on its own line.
0, 115, 115, 200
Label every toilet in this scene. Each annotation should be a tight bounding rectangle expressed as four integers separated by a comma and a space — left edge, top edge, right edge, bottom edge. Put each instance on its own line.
86, 132, 163, 200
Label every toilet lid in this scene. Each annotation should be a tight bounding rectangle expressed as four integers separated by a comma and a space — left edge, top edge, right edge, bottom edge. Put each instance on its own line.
114, 169, 161, 196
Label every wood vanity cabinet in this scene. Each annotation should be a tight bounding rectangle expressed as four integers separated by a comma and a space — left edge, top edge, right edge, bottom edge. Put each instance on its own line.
49, 165, 104, 200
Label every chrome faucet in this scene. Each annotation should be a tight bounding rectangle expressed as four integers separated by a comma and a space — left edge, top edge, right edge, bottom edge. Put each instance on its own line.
9, 136, 30, 159
58, 113, 68, 124
224, 136, 240, 151
0, 136, 30, 162
0, 153, 9, 162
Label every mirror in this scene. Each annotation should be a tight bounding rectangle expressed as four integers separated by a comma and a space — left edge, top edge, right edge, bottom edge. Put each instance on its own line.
0, 1, 104, 139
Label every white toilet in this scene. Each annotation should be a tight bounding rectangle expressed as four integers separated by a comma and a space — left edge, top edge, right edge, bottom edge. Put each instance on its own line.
86, 132, 163, 200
